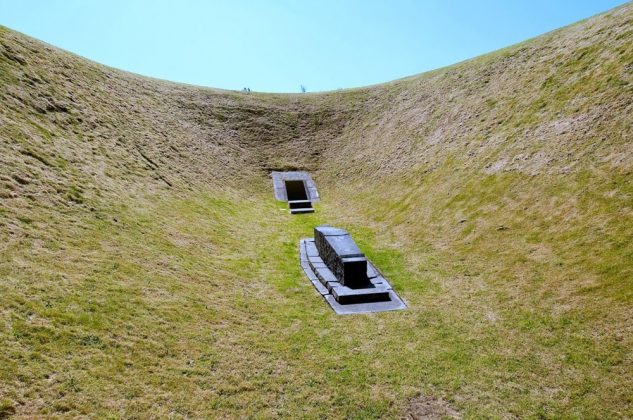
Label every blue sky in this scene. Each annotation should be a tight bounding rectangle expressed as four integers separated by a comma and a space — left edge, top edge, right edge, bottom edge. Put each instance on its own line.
0, 0, 627, 92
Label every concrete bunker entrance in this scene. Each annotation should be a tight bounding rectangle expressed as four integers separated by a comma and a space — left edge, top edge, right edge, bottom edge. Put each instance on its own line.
271, 171, 318, 214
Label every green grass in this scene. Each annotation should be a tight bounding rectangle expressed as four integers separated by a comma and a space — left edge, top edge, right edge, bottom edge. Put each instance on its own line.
326, 160, 633, 417
1, 190, 415, 417
1, 4, 632, 417
1, 175, 630, 417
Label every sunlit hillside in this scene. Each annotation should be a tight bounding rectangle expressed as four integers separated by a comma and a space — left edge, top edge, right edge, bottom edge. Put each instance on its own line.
0, 3, 631, 417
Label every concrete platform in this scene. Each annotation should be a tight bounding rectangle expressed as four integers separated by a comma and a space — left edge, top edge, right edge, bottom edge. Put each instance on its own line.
299, 238, 407, 315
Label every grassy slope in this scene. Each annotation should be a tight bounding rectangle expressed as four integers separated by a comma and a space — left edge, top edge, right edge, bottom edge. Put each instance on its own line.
1, 3, 632, 418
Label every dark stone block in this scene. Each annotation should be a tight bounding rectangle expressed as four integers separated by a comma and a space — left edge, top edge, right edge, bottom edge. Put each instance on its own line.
342, 257, 368, 285
299, 238, 407, 314
314, 226, 369, 288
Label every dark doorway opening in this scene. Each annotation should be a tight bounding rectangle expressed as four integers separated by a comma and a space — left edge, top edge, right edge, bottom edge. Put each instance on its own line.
284, 180, 314, 214
285, 180, 308, 201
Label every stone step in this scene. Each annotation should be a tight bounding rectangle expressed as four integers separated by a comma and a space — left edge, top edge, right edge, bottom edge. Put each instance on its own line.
330, 283, 391, 304
290, 207, 314, 214
288, 199, 314, 211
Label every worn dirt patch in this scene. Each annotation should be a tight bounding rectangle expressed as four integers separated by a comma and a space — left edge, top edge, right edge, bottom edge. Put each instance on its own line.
406, 395, 461, 419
